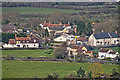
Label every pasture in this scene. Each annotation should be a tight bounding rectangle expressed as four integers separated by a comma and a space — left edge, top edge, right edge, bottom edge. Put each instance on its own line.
2, 7, 80, 14
2, 60, 118, 78
2, 49, 54, 58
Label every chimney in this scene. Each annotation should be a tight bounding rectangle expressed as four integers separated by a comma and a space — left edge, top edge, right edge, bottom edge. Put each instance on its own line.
110, 48, 111, 51
49, 22, 51, 24
68, 22, 70, 25
115, 31, 118, 34
59, 22, 62, 25
92, 28, 95, 34
102, 30, 104, 32
74, 27, 77, 33
44, 21, 46, 24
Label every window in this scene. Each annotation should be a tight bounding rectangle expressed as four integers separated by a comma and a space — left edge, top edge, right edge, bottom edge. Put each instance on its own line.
27, 41, 29, 43
34, 39, 36, 42
19, 41, 20, 44
34, 44, 36, 46
97, 41, 99, 43
114, 41, 116, 44
23, 41, 25, 43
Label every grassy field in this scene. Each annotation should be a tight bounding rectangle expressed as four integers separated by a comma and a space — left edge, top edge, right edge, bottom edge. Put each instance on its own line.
2, 60, 118, 78
2, 49, 54, 58
2, 7, 81, 14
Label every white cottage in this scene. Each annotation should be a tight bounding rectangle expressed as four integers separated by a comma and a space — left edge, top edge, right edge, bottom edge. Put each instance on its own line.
98, 48, 119, 59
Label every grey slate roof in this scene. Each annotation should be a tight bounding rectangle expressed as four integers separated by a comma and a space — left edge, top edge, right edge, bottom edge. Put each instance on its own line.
109, 32, 119, 38
93, 32, 119, 39
94, 32, 111, 39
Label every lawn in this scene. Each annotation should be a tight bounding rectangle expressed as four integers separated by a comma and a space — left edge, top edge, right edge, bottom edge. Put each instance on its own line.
2, 7, 81, 14
2, 60, 118, 78
2, 49, 54, 58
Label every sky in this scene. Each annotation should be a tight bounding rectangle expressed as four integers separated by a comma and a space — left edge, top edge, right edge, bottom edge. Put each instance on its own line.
1, 0, 119, 2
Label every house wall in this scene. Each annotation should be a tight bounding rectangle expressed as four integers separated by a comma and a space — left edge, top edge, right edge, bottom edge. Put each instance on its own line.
98, 50, 118, 59
88, 34, 96, 46
111, 38, 120, 44
3, 44, 17, 48
54, 36, 67, 42
98, 52, 107, 59
16, 43, 39, 48
82, 47, 87, 51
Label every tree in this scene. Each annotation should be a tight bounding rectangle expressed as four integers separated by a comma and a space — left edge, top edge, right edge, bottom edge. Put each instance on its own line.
54, 46, 67, 59
77, 67, 85, 78
75, 52, 86, 62
85, 71, 92, 79
90, 62, 104, 78
110, 68, 118, 78
45, 29, 49, 37
47, 73, 59, 80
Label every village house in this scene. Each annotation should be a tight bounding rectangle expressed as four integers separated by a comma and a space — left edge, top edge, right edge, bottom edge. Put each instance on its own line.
54, 33, 79, 42
40, 21, 71, 35
88, 30, 120, 46
76, 37, 88, 46
3, 34, 41, 48
67, 45, 87, 56
84, 51, 93, 57
98, 48, 119, 59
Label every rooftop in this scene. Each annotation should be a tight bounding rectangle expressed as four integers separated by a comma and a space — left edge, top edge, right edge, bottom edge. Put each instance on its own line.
99, 48, 109, 52
15, 37, 31, 41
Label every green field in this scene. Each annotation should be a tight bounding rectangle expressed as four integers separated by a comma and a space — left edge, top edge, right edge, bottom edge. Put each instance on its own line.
2, 49, 54, 58
2, 60, 118, 78
2, 7, 81, 14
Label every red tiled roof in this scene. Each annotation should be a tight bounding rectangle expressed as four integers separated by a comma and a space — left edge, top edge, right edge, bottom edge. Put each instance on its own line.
72, 45, 80, 49
9, 39, 15, 44
99, 48, 109, 52
108, 51, 117, 54
72, 45, 84, 50
77, 38, 87, 41
43, 23, 70, 27
15, 37, 31, 41
86, 51, 92, 53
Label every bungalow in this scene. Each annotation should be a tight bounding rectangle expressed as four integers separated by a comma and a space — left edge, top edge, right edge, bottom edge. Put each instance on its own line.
98, 48, 119, 59
3, 34, 41, 48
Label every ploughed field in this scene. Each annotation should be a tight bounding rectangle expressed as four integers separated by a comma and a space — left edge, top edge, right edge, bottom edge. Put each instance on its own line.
2, 60, 118, 78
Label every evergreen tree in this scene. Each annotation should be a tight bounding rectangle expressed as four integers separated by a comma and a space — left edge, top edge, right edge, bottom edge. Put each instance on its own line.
77, 67, 85, 78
